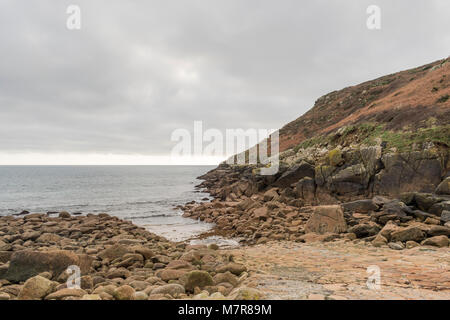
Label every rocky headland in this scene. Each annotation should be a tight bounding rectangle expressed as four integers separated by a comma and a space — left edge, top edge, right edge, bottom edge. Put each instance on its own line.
183, 57, 450, 249
180, 58, 450, 299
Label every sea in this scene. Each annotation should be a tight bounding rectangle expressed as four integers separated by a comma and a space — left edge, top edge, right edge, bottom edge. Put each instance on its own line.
0, 165, 235, 243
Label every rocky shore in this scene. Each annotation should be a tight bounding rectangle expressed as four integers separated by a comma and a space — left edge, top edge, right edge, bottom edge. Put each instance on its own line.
178, 145, 450, 299
180, 58, 450, 253
182, 160, 450, 249
0, 212, 259, 300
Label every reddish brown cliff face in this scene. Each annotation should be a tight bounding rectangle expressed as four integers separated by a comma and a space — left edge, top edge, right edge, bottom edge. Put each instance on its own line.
278, 58, 450, 152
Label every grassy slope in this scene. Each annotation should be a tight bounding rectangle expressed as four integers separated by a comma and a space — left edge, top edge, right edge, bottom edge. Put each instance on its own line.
278, 57, 450, 153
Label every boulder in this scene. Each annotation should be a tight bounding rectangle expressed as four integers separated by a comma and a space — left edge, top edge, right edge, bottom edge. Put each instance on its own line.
305, 205, 347, 234
427, 226, 450, 237
21, 231, 41, 241
45, 288, 87, 300
379, 221, 400, 241
59, 211, 71, 218
0, 251, 12, 263
166, 260, 194, 270
381, 200, 411, 218
98, 244, 129, 260
388, 242, 405, 250
157, 269, 187, 282
414, 193, 441, 212
128, 281, 149, 292
390, 227, 426, 243
18, 275, 57, 300
134, 291, 148, 300
263, 189, 279, 202
413, 210, 436, 221
0, 293, 10, 300
428, 201, 450, 216
441, 211, 450, 223
435, 177, 450, 195
106, 267, 131, 279
228, 287, 264, 300
81, 294, 102, 300
5, 250, 93, 282
184, 271, 214, 292
113, 285, 135, 300
36, 233, 61, 243
216, 263, 247, 276
253, 207, 269, 220
406, 241, 420, 249
213, 272, 238, 287
421, 236, 449, 247
131, 246, 154, 260
372, 234, 388, 247
151, 284, 185, 296
0, 240, 12, 251
348, 223, 380, 238
342, 200, 378, 213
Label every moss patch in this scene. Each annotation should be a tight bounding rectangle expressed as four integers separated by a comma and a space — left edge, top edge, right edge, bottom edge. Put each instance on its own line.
290, 123, 450, 153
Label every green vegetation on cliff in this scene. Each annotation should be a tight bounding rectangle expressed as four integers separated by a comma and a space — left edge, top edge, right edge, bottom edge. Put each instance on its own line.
292, 123, 450, 153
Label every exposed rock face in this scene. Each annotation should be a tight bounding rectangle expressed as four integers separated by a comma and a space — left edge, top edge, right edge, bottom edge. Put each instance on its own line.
305, 205, 347, 234
295, 177, 316, 204
189, 162, 450, 249
374, 151, 445, 196
199, 146, 448, 209
274, 162, 315, 188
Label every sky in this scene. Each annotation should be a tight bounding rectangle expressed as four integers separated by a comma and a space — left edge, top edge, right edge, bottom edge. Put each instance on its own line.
0, 0, 449, 165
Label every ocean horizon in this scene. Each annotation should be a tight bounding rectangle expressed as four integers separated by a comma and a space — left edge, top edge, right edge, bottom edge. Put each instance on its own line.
0, 165, 216, 241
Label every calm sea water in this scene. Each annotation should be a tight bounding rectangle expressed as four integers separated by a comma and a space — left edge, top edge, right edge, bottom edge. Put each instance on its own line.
0, 166, 216, 241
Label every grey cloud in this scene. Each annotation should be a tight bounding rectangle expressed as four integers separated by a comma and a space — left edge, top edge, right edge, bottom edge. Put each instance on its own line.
0, 0, 449, 155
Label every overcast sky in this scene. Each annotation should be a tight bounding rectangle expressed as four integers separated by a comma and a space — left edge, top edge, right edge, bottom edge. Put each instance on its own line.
0, 0, 449, 164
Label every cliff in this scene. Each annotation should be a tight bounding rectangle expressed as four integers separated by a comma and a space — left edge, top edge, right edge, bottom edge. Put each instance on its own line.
201, 57, 450, 204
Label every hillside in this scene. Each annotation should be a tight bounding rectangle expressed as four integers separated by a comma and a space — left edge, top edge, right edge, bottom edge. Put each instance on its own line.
197, 57, 450, 207
278, 57, 450, 153
182, 58, 450, 261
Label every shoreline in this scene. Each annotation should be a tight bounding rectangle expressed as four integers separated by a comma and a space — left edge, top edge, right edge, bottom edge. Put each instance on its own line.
0, 212, 258, 300
1, 160, 449, 300
176, 163, 450, 299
